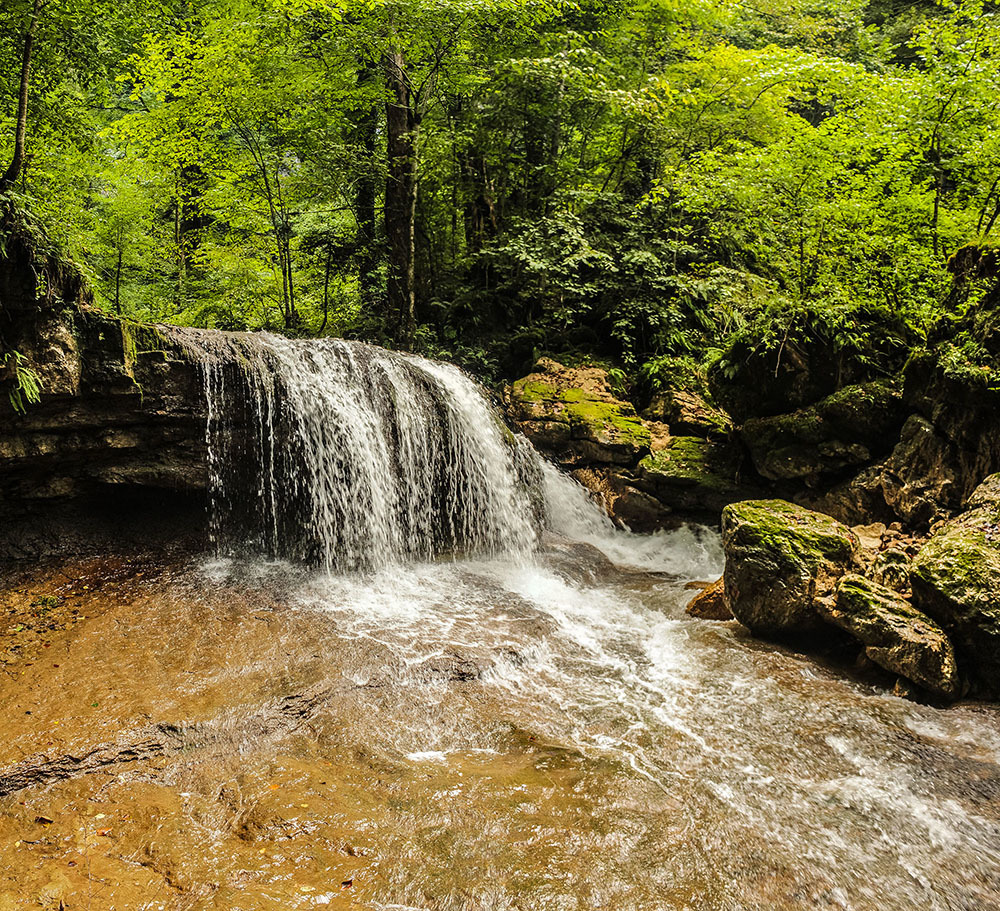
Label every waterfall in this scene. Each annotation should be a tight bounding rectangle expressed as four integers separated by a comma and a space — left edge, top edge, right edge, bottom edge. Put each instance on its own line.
164, 329, 540, 571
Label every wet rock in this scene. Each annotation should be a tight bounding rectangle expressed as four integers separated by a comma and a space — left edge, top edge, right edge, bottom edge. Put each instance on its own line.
569, 466, 673, 531
721, 500, 861, 637
819, 574, 959, 699
540, 532, 621, 583
642, 388, 730, 438
685, 577, 732, 620
741, 380, 907, 482
879, 415, 963, 527
911, 476, 1000, 697
635, 436, 758, 516
506, 359, 651, 465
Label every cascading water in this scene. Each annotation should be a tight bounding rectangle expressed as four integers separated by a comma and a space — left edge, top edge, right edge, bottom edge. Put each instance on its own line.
164, 328, 540, 570
130, 329, 1000, 909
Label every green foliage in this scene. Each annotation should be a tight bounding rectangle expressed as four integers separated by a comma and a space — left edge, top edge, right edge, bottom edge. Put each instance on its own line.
2, 0, 1000, 396
2, 350, 42, 414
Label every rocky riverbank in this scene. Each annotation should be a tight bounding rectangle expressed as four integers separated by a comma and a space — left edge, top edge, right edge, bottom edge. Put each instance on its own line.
503, 252, 1000, 702
5, 198, 1000, 704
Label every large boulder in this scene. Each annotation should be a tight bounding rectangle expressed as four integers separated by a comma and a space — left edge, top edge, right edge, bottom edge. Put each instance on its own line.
879, 415, 963, 526
642, 388, 730, 439
741, 380, 907, 482
721, 500, 861, 636
819, 574, 959, 699
506, 359, 651, 465
911, 474, 1000, 697
635, 436, 759, 515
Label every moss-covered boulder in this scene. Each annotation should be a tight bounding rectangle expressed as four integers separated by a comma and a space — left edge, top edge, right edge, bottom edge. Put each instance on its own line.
635, 436, 758, 515
741, 380, 907, 482
819, 574, 959, 699
642, 389, 731, 439
911, 476, 1000, 696
507, 358, 651, 465
721, 500, 861, 636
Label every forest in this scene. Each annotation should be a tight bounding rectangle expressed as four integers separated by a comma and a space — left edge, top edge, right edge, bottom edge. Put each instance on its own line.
3, 0, 999, 388
6, 2, 1000, 905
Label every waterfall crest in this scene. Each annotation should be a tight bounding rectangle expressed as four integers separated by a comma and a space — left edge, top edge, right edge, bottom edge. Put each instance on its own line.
165, 329, 539, 570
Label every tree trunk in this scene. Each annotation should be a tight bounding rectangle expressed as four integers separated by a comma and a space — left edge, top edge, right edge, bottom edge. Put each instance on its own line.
356, 101, 380, 313
384, 50, 418, 349
1, 0, 43, 193
114, 244, 123, 315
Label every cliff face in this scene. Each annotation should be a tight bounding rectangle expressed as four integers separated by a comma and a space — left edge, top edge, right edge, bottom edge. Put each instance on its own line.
0, 205, 208, 562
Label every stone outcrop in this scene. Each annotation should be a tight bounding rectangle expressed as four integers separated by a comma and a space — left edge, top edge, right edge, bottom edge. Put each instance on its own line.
507, 358, 758, 523
819, 574, 959, 699
720, 499, 861, 637
1, 204, 208, 561
634, 436, 756, 515
642, 388, 730, 438
741, 380, 907, 482
911, 474, 1000, 698
506, 358, 652, 466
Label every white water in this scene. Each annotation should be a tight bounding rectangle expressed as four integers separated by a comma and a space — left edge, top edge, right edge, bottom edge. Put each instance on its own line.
179, 333, 1000, 908
166, 329, 538, 570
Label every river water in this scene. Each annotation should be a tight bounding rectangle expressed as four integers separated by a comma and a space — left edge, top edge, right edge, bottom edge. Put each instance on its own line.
2, 335, 999, 908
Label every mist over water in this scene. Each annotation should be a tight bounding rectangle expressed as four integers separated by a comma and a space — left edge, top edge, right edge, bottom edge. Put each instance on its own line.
178, 332, 1000, 909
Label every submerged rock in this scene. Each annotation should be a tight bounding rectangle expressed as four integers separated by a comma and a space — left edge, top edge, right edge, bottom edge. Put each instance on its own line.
911, 474, 1000, 697
685, 577, 732, 620
507, 358, 651, 465
721, 500, 861, 637
819, 574, 959, 699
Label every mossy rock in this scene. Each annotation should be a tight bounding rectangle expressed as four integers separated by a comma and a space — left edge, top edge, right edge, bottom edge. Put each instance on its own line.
821, 574, 959, 699
508, 362, 651, 465
636, 437, 753, 514
741, 379, 907, 481
721, 499, 861, 637
911, 491, 1000, 697
642, 388, 731, 438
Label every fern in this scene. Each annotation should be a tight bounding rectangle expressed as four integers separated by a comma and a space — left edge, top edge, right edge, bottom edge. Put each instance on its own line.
3, 351, 43, 414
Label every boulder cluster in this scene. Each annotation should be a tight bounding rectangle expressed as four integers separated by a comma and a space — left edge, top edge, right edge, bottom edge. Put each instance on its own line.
506, 354, 1000, 702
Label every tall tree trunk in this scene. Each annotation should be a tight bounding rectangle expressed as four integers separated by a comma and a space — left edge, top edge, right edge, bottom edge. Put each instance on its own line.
356, 101, 379, 312
384, 50, 418, 349
114, 241, 123, 315
1, 0, 43, 193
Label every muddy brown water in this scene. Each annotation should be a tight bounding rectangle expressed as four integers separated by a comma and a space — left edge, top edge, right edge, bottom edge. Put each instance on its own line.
1, 533, 999, 911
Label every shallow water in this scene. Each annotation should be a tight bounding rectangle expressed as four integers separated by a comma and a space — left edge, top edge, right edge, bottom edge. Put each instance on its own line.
3, 507, 999, 910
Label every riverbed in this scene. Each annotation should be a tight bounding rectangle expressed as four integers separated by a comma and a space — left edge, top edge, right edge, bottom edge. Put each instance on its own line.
2, 522, 999, 910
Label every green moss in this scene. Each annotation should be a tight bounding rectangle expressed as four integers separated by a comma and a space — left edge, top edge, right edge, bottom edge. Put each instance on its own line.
836, 574, 929, 625
640, 437, 734, 491
564, 398, 650, 445
723, 499, 858, 572
512, 377, 651, 447
514, 379, 559, 403
913, 517, 1000, 599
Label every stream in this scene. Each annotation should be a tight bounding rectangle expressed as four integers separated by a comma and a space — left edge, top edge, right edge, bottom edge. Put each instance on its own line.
2, 334, 999, 909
